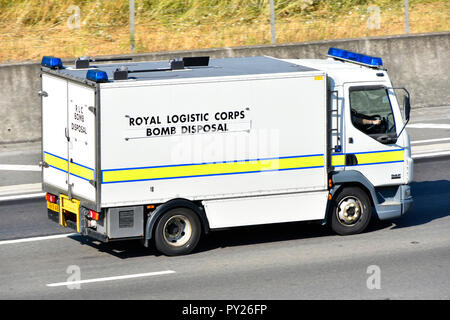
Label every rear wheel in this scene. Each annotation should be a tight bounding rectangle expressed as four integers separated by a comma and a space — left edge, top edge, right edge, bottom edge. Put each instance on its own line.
154, 207, 201, 256
330, 187, 372, 235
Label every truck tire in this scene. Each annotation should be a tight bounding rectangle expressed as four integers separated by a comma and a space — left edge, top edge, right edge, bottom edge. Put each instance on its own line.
154, 207, 201, 256
330, 187, 372, 235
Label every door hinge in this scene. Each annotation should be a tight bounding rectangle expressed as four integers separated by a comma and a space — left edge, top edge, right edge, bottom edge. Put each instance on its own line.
38, 90, 48, 97
39, 161, 49, 168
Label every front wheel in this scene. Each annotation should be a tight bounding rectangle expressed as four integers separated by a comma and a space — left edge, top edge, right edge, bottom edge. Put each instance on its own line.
330, 187, 372, 235
154, 207, 201, 256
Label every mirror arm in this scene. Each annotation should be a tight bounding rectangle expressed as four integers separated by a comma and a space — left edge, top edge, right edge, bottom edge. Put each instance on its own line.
387, 87, 411, 139
396, 118, 409, 139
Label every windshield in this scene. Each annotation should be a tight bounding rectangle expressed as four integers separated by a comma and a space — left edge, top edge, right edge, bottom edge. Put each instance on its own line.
349, 87, 396, 143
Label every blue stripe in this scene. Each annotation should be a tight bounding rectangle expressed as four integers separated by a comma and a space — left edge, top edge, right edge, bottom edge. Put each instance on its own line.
44, 151, 67, 161
354, 160, 404, 167
352, 148, 404, 155
72, 161, 94, 171
332, 148, 404, 156
47, 164, 67, 174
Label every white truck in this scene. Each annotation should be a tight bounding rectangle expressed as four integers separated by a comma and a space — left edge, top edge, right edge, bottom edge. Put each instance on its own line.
40, 48, 413, 256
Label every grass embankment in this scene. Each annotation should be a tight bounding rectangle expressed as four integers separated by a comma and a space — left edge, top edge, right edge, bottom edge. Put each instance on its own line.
0, 0, 448, 63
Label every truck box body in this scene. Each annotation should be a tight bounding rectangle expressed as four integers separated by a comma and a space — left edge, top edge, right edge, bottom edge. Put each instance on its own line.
42, 57, 330, 230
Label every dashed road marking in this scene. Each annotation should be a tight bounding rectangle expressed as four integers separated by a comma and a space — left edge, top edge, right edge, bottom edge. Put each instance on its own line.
46, 270, 176, 287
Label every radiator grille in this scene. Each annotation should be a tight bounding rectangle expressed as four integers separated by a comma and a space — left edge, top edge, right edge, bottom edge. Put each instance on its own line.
119, 210, 134, 228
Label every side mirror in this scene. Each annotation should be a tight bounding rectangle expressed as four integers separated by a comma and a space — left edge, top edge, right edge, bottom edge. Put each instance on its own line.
404, 95, 411, 121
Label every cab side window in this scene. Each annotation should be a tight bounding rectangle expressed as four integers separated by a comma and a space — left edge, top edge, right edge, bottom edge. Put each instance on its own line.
349, 87, 396, 143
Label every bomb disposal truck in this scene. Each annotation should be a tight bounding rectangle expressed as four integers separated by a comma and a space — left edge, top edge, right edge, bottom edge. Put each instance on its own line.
40, 48, 413, 256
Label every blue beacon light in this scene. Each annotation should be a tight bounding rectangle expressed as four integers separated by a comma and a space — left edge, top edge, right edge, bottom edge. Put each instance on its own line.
86, 69, 109, 83
327, 48, 383, 67
41, 56, 63, 69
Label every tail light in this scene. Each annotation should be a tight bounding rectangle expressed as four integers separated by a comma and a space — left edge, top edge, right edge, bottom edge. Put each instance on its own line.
46, 193, 56, 203
88, 210, 100, 221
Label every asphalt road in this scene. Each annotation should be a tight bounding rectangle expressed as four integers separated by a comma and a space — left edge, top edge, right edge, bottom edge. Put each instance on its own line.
0, 156, 449, 300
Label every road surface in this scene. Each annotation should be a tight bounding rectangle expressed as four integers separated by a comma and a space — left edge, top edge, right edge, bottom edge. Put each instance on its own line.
0, 155, 449, 300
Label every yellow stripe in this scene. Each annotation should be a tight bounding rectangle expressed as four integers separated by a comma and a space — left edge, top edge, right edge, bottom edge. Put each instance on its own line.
331, 154, 346, 166
356, 150, 404, 165
331, 150, 404, 167
102, 155, 325, 183
45, 153, 68, 172
45, 153, 94, 181
70, 162, 95, 181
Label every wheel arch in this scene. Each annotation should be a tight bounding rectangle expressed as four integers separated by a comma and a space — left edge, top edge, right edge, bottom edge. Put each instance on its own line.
143, 198, 209, 247
326, 170, 379, 223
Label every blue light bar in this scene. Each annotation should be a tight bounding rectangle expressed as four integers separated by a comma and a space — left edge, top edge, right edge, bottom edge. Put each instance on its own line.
328, 47, 383, 67
86, 70, 109, 83
41, 56, 63, 69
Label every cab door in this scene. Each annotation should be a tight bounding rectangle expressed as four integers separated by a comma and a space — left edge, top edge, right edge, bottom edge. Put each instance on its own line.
342, 83, 406, 186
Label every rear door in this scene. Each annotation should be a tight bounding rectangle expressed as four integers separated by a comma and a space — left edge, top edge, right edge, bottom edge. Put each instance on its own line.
67, 82, 96, 202
42, 74, 97, 203
42, 74, 69, 192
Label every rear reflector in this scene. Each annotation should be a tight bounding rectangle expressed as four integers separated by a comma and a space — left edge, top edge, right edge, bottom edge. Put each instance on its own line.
46, 193, 56, 203
88, 210, 100, 221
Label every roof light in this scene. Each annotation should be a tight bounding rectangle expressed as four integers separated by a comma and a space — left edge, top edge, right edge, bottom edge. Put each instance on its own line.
86, 69, 108, 83
328, 47, 383, 67
41, 56, 63, 69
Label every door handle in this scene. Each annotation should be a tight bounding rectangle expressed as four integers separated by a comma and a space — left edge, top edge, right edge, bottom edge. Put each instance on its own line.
38, 90, 48, 97
345, 154, 358, 166
65, 127, 70, 142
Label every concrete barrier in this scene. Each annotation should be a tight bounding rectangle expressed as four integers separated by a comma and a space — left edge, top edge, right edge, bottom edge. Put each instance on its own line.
0, 31, 449, 144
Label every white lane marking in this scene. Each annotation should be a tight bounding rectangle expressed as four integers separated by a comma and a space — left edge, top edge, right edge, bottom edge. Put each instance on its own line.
408, 123, 450, 129
0, 183, 43, 201
0, 192, 45, 202
0, 233, 77, 246
411, 137, 450, 145
0, 164, 41, 172
0, 183, 42, 195
46, 270, 176, 287
412, 151, 450, 159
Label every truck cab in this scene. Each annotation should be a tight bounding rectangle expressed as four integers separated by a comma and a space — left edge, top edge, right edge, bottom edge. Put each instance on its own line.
285, 49, 413, 225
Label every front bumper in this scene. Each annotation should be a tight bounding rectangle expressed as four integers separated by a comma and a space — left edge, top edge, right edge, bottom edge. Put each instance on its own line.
401, 184, 413, 215
375, 184, 413, 220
